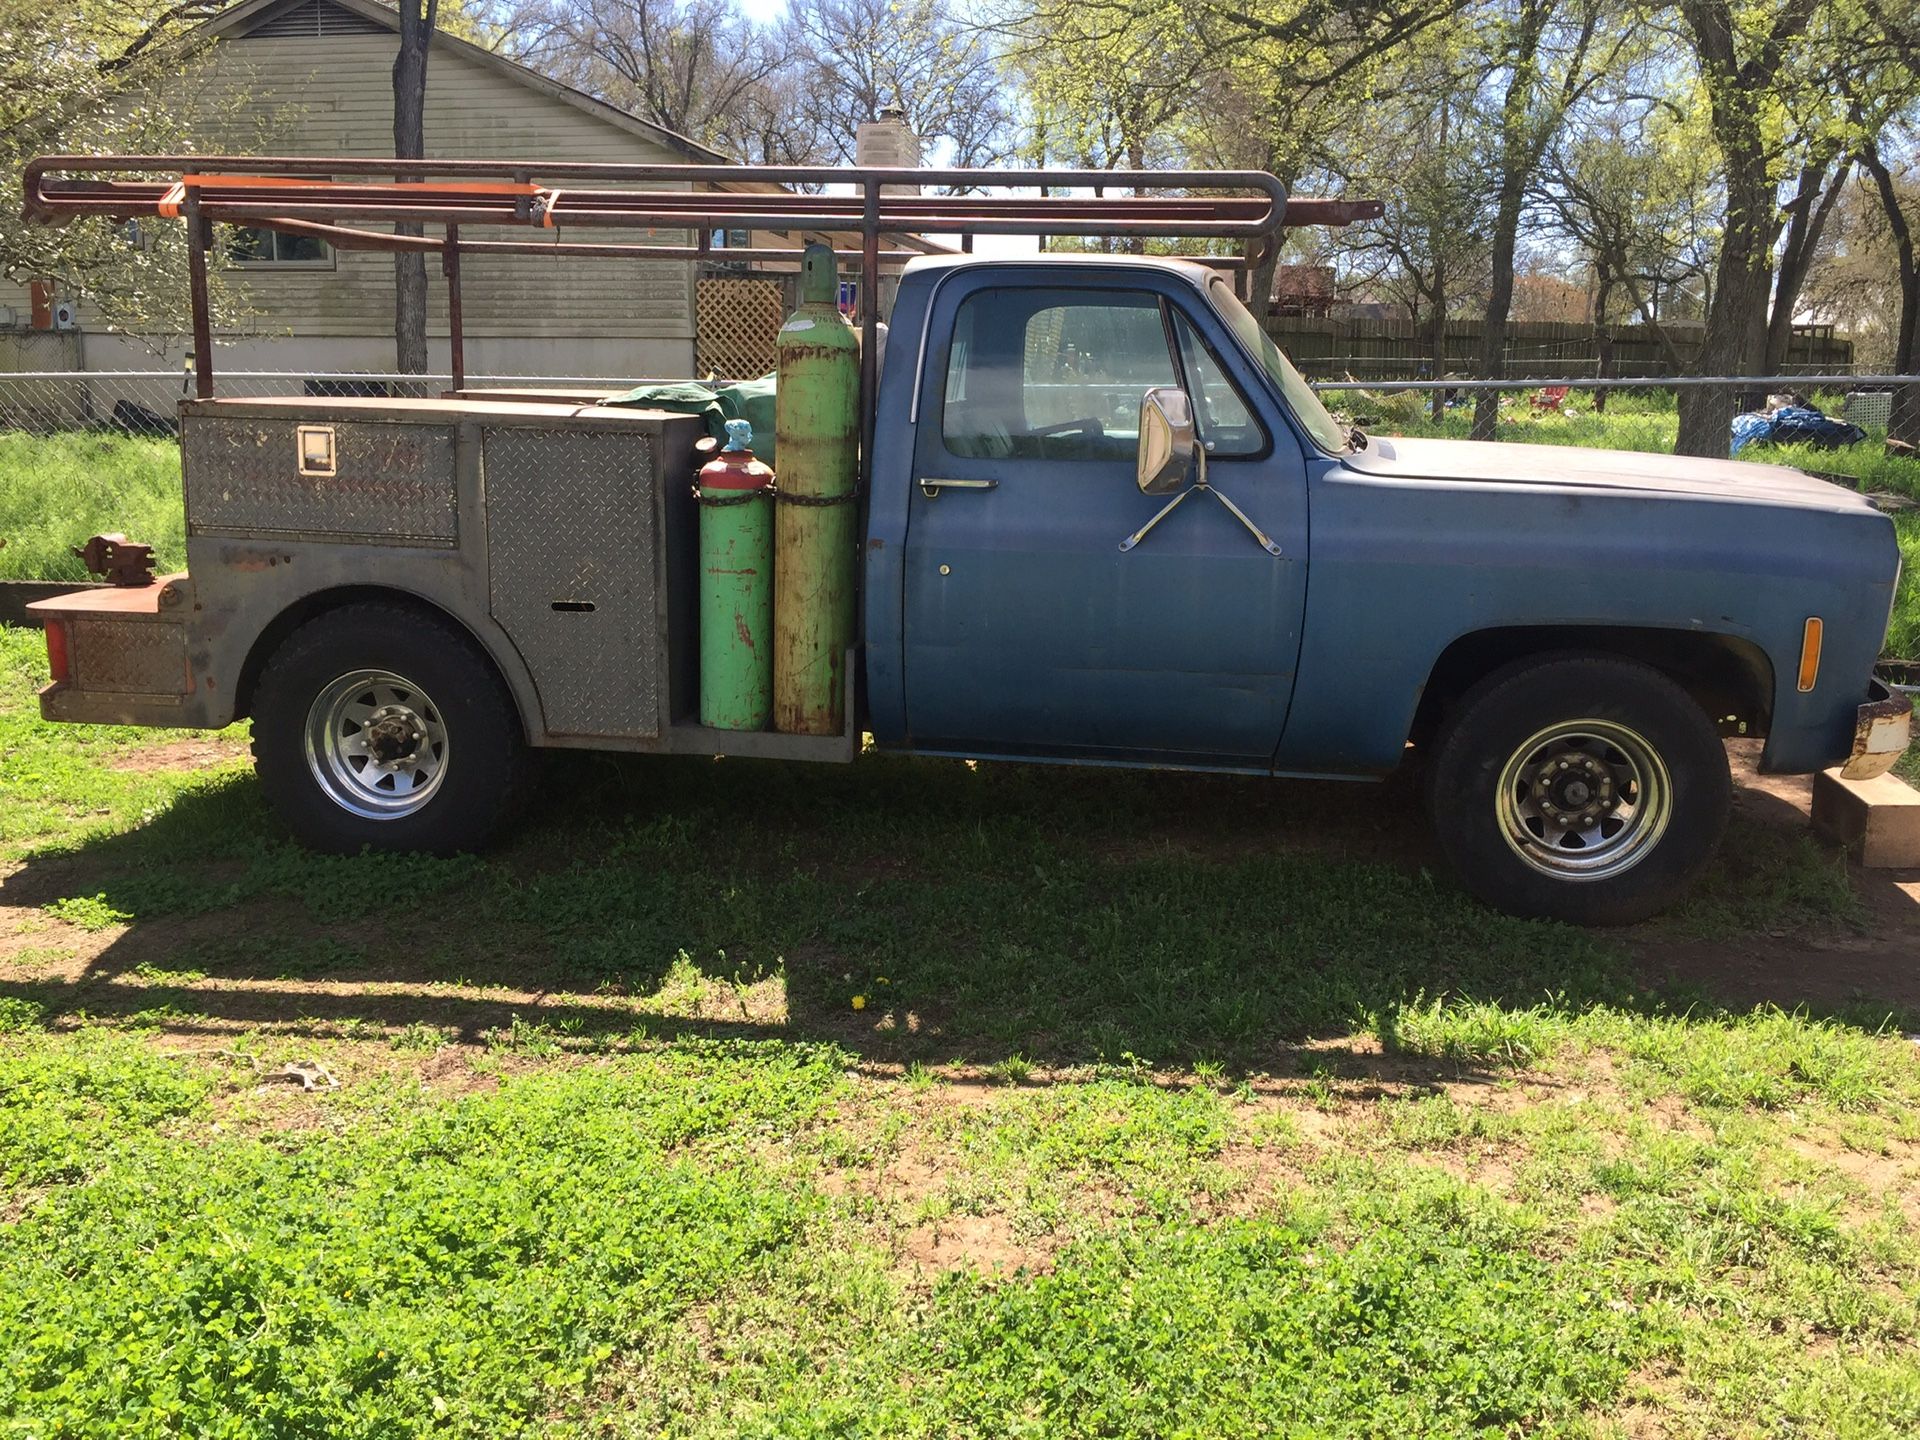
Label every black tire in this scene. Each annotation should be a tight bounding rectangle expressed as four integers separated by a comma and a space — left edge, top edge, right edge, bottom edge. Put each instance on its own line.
251, 601, 530, 854
1427, 654, 1730, 926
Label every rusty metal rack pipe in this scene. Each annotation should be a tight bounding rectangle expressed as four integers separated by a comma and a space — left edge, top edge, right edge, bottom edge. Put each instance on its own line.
22, 154, 1383, 474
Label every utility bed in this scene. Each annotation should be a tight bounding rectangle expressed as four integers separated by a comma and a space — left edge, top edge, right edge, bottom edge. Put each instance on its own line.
33, 395, 857, 760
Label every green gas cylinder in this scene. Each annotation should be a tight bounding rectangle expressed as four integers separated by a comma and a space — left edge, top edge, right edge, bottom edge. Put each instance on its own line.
773, 243, 859, 736
696, 418, 775, 730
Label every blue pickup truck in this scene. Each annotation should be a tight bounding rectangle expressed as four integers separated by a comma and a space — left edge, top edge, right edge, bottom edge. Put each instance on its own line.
29, 252, 1909, 926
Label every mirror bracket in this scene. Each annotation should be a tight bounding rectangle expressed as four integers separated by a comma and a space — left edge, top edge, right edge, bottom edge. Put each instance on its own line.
1128, 384, 1281, 556
1118, 478, 1283, 556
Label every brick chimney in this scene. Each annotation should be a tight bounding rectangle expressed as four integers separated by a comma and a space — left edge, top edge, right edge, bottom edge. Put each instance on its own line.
856, 105, 920, 195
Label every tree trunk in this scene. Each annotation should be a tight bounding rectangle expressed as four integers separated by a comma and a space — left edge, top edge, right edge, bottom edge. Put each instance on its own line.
1472, 181, 1525, 440
1427, 270, 1448, 423
392, 0, 438, 376
1673, 0, 1810, 456
1471, 5, 1548, 443
1673, 157, 1773, 454
1859, 142, 1919, 448
1763, 159, 1847, 374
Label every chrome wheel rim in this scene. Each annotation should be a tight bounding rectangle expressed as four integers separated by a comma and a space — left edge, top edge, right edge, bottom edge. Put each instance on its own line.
304, 669, 449, 819
1494, 719, 1671, 882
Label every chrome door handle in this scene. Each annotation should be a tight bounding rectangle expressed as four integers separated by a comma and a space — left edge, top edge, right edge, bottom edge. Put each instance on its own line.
919, 477, 999, 498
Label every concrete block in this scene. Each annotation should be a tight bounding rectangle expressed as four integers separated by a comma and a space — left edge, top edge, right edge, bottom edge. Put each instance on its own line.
1812, 768, 1920, 868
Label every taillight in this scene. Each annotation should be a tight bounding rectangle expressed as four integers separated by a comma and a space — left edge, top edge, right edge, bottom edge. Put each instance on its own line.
43, 620, 70, 684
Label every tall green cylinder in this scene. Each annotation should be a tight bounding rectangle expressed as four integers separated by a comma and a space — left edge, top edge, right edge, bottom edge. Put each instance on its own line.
697, 419, 775, 730
773, 243, 859, 736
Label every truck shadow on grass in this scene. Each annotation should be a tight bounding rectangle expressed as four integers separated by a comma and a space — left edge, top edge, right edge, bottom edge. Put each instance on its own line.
2, 746, 1912, 1075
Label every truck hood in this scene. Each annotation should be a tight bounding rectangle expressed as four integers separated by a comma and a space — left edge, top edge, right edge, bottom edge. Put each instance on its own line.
1341, 435, 1880, 514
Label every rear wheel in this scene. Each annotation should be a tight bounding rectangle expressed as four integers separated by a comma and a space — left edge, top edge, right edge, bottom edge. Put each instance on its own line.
1428, 655, 1730, 925
252, 602, 529, 854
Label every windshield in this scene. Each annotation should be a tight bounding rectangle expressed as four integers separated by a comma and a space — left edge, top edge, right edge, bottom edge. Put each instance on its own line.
1207, 277, 1350, 454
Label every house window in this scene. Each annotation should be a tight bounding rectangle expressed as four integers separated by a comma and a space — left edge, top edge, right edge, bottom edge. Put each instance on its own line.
226, 228, 333, 269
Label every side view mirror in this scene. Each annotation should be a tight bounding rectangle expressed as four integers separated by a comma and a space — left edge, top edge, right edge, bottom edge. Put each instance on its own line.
1136, 386, 1205, 496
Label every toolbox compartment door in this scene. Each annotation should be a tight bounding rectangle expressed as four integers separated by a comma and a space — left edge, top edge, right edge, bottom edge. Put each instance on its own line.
482, 425, 665, 740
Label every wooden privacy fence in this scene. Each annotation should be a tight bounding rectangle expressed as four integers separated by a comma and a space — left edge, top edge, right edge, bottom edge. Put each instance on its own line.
1266, 315, 1854, 380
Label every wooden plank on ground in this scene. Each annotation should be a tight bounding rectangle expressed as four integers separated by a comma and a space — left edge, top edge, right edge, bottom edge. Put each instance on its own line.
0, 581, 106, 628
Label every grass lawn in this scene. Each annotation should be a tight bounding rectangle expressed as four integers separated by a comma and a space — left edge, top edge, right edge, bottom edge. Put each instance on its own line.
0, 431, 187, 582
5, 622, 1920, 1436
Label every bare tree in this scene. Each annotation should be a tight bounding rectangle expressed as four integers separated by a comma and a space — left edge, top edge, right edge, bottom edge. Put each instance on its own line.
1762, 151, 1851, 373
784, 0, 1014, 172
393, 0, 440, 375
499, 0, 805, 155
1857, 141, 1918, 445
1470, 0, 1617, 440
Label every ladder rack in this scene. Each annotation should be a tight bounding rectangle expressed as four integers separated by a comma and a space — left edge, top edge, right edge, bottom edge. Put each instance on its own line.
24, 154, 1384, 468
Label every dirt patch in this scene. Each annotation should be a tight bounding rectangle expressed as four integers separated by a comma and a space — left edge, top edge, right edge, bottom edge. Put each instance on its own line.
1783, 1133, 1920, 1226
416, 1043, 501, 1095
1631, 922, 1920, 1014
106, 738, 246, 775
897, 1212, 1060, 1276
1626, 742, 1920, 1013
0, 906, 113, 971
1213, 1141, 1311, 1216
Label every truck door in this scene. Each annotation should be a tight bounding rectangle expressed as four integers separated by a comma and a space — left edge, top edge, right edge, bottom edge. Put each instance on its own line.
901, 272, 1308, 762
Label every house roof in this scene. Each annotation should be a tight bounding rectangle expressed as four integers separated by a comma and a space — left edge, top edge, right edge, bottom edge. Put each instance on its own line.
192, 0, 732, 164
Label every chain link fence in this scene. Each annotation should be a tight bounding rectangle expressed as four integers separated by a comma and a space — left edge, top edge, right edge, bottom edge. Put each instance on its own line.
1, 368, 1915, 666
0, 368, 1915, 497
0, 368, 1911, 466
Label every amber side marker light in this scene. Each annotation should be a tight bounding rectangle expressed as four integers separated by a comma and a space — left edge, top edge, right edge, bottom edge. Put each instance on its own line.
43, 620, 70, 684
1797, 617, 1823, 693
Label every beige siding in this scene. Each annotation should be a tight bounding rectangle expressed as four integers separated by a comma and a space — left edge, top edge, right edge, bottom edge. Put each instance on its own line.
170, 31, 697, 346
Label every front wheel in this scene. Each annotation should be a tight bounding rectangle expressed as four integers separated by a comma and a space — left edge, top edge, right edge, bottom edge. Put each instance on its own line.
1428, 655, 1731, 925
252, 602, 530, 854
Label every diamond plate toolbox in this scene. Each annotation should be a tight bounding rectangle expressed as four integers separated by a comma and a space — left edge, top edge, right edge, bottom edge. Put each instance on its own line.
70, 619, 190, 695
183, 416, 458, 544
483, 426, 662, 738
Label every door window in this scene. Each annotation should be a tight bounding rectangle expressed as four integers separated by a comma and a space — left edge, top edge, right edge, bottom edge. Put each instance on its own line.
943, 288, 1175, 461
941, 285, 1263, 462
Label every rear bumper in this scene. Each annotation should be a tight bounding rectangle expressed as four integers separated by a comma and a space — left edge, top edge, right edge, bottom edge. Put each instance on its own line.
1839, 679, 1912, 781
28, 576, 222, 729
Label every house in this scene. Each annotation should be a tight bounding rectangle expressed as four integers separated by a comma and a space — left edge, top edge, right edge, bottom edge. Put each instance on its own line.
1269, 264, 1335, 319
5, 0, 934, 383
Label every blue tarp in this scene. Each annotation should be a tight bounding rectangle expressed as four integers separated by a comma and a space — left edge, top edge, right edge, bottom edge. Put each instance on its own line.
1730, 403, 1865, 457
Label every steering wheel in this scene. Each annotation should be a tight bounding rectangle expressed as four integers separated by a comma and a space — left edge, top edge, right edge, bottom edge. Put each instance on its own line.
1028, 417, 1106, 438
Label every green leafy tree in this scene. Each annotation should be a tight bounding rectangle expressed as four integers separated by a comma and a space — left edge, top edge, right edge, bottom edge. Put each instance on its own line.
0, 1, 231, 348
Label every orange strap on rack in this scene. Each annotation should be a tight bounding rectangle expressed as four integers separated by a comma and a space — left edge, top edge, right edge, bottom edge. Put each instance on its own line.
178, 173, 546, 197
541, 189, 562, 226
156, 181, 186, 218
